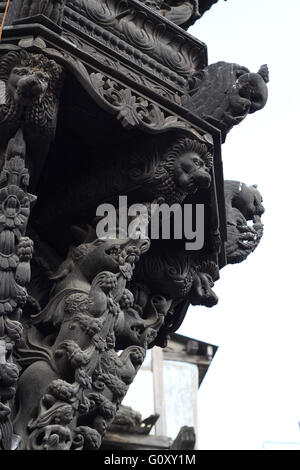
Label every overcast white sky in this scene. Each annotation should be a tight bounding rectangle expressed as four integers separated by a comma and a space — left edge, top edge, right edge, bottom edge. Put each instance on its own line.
178, 0, 300, 450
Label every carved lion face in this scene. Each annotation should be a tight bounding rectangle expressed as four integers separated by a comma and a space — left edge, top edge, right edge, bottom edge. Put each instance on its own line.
7, 66, 49, 106
173, 151, 211, 192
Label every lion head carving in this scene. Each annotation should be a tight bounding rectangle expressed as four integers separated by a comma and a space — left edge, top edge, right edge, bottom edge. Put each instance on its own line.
0, 50, 64, 134
128, 135, 213, 204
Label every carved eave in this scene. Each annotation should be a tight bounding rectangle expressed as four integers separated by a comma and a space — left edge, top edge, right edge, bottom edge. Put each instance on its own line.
0, 21, 207, 126
0, 26, 227, 267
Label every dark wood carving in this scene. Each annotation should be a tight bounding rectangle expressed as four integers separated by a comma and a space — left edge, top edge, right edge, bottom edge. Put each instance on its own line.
108, 405, 159, 435
0, 50, 63, 137
0, 0, 268, 450
183, 62, 269, 142
224, 180, 264, 264
0, 129, 35, 450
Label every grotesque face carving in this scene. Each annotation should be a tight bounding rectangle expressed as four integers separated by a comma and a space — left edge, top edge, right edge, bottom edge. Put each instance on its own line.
174, 151, 211, 192
237, 72, 268, 114
156, 137, 213, 202
235, 184, 265, 221
7, 66, 49, 106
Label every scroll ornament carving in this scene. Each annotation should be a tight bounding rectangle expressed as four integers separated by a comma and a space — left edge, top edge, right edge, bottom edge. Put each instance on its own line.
61, 30, 181, 104
19, 0, 66, 25
0, 44, 199, 141
64, 0, 205, 78
14, 219, 177, 449
14, 0, 220, 31
88, 71, 189, 132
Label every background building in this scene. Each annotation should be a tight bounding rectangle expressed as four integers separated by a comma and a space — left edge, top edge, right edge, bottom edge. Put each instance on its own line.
102, 334, 217, 450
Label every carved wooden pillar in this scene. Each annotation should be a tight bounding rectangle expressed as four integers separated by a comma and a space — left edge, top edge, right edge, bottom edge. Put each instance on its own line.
0, 129, 35, 450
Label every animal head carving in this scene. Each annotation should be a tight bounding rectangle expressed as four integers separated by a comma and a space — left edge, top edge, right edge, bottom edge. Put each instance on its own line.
225, 180, 265, 264
7, 65, 49, 107
0, 50, 64, 135
185, 62, 269, 141
51, 222, 150, 286
0, 51, 63, 105
234, 64, 269, 115
129, 135, 213, 204
162, 137, 213, 192
134, 250, 219, 306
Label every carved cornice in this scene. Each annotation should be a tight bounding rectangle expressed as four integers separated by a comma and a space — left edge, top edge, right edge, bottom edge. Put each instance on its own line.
0, 39, 209, 142
62, 14, 188, 93
61, 30, 183, 105
63, 0, 206, 79
5, 0, 207, 91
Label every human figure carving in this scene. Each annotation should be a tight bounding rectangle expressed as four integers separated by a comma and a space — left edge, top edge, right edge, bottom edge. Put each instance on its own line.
14, 218, 175, 448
